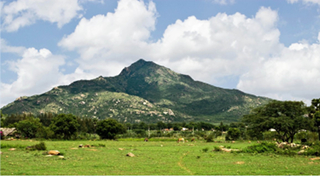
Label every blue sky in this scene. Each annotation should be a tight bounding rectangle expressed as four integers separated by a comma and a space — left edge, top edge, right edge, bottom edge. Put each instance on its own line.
1, 0, 320, 108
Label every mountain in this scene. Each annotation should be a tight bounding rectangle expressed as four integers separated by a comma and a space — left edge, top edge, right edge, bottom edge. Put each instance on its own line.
1, 59, 270, 123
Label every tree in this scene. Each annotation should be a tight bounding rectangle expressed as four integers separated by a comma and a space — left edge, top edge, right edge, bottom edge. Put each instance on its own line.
50, 114, 80, 139
96, 119, 126, 139
14, 116, 44, 138
308, 98, 320, 140
226, 128, 241, 141
242, 100, 311, 143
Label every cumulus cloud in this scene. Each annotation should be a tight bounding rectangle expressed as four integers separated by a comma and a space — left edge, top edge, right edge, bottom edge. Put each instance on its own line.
59, 0, 157, 76
1, 47, 66, 107
237, 39, 320, 103
60, 4, 282, 83
1, 0, 83, 32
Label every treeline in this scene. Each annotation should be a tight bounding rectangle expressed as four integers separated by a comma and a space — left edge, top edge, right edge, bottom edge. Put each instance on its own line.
0, 111, 230, 140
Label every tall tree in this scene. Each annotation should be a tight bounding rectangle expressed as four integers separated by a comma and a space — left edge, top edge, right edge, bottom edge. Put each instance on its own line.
50, 114, 80, 139
14, 116, 43, 138
96, 119, 126, 139
242, 100, 311, 143
308, 98, 320, 140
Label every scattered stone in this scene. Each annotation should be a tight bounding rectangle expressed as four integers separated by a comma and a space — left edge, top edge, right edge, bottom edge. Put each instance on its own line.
297, 150, 305, 155
118, 148, 125, 150
58, 156, 64, 159
235, 161, 245, 164
126, 152, 135, 157
161, 145, 163, 147
45, 155, 53, 157
48, 150, 60, 155
168, 109, 175, 116
310, 157, 320, 161
87, 149, 97, 151
70, 148, 78, 150
9, 148, 16, 151
83, 144, 91, 148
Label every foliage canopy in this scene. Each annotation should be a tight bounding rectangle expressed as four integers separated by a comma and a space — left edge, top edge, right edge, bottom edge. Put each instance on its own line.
49, 114, 80, 139
242, 100, 311, 142
96, 118, 126, 139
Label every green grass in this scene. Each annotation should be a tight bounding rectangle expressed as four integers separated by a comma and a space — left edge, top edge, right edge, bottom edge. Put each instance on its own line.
1, 139, 319, 175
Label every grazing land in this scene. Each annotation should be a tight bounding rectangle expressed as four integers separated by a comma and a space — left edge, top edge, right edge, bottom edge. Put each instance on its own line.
1, 139, 319, 175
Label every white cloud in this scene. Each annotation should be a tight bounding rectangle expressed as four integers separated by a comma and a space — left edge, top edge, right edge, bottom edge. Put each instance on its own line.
287, 0, 320, 5
59, 0, 157, 76
212, 0, 235, 5
1, 47, 65, 107
1, 0, 83, 32
237, 40, 320, 103
0, 39, 26, 54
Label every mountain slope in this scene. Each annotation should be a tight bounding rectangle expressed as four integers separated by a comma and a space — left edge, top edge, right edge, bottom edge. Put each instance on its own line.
1, 59, 270, 123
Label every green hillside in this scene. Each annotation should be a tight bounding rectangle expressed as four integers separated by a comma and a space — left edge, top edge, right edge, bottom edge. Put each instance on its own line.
1, 59, 270, 123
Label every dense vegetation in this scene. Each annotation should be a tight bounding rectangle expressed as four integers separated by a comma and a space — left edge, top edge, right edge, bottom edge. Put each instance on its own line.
0, 59, 270, 123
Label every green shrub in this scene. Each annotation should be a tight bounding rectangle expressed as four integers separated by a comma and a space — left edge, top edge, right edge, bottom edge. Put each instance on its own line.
205, 133, 214, 142
303, 141, 320, 156
225, 128, 240, 141
202, 147, 209, 152
242, 142, 278, 153
27, 142, 47, 151
213, 146, 222, 151
98, 143, 106, 147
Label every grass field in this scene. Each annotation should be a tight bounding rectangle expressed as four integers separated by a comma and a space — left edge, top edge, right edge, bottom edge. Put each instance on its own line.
1, 139, 320, 175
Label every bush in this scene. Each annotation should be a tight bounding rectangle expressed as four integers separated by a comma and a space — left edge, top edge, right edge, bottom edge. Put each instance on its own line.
133, 129, 147, 137
202, 147, 209, 152
27, 142, 47, 151
242, 142, 278, 153
213, 146, 222, 151
205, 133, 215, 142
304, 141, 320, 156
225, 128, 240, 141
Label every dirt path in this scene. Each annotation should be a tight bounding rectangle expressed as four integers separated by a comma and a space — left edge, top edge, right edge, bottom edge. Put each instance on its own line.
177, 151, 193, 175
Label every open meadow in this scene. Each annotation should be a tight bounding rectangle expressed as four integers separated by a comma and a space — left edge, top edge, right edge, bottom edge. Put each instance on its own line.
1, 139, 320, 175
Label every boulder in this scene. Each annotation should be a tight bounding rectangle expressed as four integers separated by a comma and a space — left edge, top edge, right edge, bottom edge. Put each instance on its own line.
48, 150, 60, 155
126, 152, 135, 157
